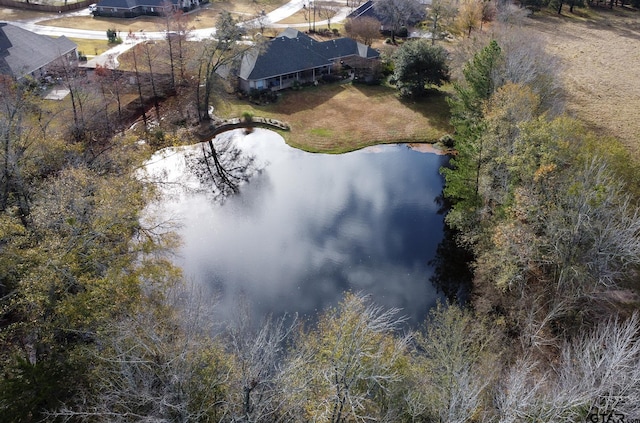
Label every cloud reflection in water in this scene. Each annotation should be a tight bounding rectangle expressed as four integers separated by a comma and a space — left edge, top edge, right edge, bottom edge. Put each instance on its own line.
148, 129, 449, 326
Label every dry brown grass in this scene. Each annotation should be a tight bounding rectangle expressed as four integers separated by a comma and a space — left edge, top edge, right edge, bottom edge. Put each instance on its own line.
0, 7, 49, 21
32, 0, 286, 32
521, 6, 640, 158
216, 83, 452, 153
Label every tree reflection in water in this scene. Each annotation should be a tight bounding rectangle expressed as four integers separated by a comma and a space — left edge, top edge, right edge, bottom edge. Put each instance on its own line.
186, 137, 259, 203
428, 194, 474, 305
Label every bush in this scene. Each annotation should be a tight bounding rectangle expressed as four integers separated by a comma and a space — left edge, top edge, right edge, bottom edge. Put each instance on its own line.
397, 26, 409, 38
242, 111, 254, 122
439, 134, 455, 148
106, 28, 118, 43
248, 88, 277, 105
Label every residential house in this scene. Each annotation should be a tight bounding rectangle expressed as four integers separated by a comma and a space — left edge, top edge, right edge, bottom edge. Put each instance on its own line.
237, 28, 380, 93
0, 22, 78, 81
93, 0, 204, 18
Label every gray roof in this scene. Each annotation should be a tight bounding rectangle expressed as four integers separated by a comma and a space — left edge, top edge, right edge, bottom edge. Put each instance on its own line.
0, 22, 77, 79
97, 0, 177, 9
240, 28, 380, 81
347, 0, 383, 21
240, 34, 331, 80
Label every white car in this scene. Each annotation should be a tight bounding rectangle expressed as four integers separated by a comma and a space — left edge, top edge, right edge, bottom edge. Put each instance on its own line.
88, 4, 97, 12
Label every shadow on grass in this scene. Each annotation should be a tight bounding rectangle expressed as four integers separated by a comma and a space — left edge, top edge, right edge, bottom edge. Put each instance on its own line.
397, 87, 453, 135
582, 6, 640, 41
249, 83, 346, 115
351, 84, 453, 136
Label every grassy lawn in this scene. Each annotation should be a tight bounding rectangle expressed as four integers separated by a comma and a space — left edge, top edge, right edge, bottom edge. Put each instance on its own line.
67, 37, 112, 56
215, 83, 452, 154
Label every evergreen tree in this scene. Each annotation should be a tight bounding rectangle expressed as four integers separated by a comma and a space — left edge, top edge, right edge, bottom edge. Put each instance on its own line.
442, 40, 502, 233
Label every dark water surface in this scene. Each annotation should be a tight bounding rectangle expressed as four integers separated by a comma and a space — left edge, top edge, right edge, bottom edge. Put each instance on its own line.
146, 129, 451, 326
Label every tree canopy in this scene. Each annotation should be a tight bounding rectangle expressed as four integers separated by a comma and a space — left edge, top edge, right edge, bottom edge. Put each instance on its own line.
391, 40, 450, 98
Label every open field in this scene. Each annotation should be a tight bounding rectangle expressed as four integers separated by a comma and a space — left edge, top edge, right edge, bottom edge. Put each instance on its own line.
523, 6, 640, 158
215, 84, 452, 153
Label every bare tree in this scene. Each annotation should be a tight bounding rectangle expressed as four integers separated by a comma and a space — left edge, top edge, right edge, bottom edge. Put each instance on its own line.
317, 3, 340, 29
194, 11, 259, 121
94, 58, 126, 132
344, 17, 382, 45
224, 300, 297, 422
545, 157, 640, 295
245, 7, 272, 37
50, 55, 88, 140
53, 286, 232, 422
427, 0, 457, 44
140, 41, 162, 123
163, 8, 192, 87
455, 0, 483, 37
0, 79, 33, 225
130, 45, 149, 132
480, 0, 497, 29
492, 27, 564, 115
409, 303, 499, 423
494, 313, 640, 422
374, 0, 426, 43
292, 293, 410, 422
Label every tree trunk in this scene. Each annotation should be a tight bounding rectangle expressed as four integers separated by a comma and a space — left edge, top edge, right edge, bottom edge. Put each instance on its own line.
431, 14, 438, 45
143, 44, 161, 123
132, 47, 149, 131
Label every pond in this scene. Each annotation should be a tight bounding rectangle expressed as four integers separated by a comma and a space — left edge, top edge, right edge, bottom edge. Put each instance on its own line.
144, 129, 464, 327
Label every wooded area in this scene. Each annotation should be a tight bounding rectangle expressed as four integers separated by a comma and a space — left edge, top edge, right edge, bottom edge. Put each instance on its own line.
1, 0, 640, 421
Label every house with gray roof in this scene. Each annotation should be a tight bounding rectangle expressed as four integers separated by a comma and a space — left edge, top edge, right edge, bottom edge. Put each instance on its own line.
0, 22, 78, 81
237, 28, 380, 93
94, 0, 203, 18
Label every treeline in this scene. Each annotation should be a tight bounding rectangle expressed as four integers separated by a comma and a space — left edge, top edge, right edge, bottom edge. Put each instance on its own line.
438, 15, 640, 420
6, 288, 640, 422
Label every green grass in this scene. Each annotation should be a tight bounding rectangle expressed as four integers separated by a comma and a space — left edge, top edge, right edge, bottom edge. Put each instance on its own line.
309, 128, 333, 137
68, 37, 112, 57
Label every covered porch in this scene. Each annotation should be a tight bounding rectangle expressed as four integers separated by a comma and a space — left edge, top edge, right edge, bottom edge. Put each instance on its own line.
256, 65, 332, 92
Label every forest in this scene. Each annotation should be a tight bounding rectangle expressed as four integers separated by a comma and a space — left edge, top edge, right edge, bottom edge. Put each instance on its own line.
2, 1, 640, 422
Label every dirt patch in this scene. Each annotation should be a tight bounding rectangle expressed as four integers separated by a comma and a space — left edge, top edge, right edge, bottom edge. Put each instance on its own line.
522, 6, 640, 158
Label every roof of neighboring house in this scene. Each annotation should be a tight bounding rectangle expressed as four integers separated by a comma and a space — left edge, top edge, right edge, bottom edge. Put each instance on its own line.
0, 22, 77, 79
347, 0, 383, 21
239, 28, 380, 81
96, 0, 177, 9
